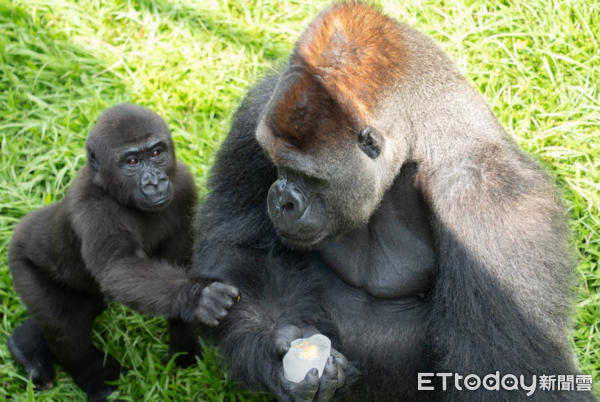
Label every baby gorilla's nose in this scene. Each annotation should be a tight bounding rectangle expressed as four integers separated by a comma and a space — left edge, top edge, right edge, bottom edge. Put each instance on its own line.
141, 168, 168, 196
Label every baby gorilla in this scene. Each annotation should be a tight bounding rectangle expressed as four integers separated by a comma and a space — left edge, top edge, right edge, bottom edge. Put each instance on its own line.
7, 104, 239, 402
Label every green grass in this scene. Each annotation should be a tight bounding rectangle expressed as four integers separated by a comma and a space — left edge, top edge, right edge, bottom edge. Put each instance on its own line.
0, 0, 598, 400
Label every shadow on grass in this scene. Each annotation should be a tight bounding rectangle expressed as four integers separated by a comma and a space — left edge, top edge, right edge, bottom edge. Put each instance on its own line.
130, 0, 297, 61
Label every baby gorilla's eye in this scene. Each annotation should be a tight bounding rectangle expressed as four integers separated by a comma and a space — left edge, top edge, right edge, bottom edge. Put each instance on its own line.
151, 150, 161, 157
127, 157, 139, 165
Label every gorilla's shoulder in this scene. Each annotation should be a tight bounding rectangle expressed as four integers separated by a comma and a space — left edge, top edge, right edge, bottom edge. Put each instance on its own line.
63, 168, 122, 217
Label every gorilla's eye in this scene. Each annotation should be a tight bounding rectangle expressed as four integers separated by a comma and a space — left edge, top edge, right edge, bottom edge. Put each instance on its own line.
151, 150, 161, 157
127, 157, 139, 165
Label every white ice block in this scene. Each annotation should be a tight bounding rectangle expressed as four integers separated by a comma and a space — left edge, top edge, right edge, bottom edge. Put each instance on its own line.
283, 334, 331, 383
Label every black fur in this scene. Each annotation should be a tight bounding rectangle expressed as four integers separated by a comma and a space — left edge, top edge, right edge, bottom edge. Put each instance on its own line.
192, 4, 595, 402
8, 104, 238, 402
192, 50, 597, 402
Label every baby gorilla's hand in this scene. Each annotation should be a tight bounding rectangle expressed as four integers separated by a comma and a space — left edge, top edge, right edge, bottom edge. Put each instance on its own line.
181, 281, 240, 326
196, 282, 240, 326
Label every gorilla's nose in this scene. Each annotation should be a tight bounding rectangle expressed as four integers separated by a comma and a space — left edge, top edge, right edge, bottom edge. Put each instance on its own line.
141, 169, 168, 196
269, 178, 307, 223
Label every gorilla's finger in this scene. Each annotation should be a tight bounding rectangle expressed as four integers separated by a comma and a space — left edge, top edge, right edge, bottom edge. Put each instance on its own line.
275, 338, 291, 359
195, 306, 221, 327
215, 308, 228, 320
198, 314, 219, 327
275, 325, 302, 358
291, 368, 319, 402
276, 344, 290, 359
276, 325, 303, 341
330, 348, 347, 370
211, 294, 235, 311
336, 363, 345, 389
221, 298, 235, 310
301, 326, 321, 338
314, 356, 338, 402
208, 282, 240, 300
275, 326, 322, 358
207, 318, 220, 327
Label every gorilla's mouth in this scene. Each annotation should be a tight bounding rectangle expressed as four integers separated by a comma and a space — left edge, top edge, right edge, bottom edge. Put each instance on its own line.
268, 181, 330, 244
140, 191, 173, 211
269, 198, 330, 248
276, 224, 329, 248
150, 196, 171, 207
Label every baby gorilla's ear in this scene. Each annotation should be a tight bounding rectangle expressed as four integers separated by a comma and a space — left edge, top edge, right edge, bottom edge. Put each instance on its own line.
87, 148, 100, 171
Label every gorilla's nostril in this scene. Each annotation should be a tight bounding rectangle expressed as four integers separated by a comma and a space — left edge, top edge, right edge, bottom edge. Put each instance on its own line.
282, 202, 295, 213
267, 179, 309, 223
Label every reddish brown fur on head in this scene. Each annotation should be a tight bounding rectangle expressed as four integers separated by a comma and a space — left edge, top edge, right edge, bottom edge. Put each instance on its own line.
264, 2, 408, 156
294, 2, 407, 118
264, 67, 352, 161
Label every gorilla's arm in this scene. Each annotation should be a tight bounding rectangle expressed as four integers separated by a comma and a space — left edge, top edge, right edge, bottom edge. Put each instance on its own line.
421, 143, 587, 401
206, 249, 333, 401
81, 227, 213, 320
194, 76, 349, 400
67, 198, 237, 323
195, 76, 280, 252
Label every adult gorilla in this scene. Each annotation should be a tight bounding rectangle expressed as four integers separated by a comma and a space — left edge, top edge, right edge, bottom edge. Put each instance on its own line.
193, 3, 594, 402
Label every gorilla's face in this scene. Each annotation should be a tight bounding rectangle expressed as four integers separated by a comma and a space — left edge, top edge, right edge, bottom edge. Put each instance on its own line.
266, 166, 330, 247
86, 104, 176, 212
255, 69, 404, 248
258, 115, 390, 248
119, 140, 175, 211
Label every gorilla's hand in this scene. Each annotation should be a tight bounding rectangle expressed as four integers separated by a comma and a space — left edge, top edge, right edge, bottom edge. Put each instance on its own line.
275, 325, 321, 358
280, 354, 347, 402
275, 325, 347, 402
183, 282, 240, 326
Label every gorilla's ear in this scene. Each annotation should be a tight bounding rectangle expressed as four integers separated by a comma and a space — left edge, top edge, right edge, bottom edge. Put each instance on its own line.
87, 148, 100, 171
358, 127, 381, 159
